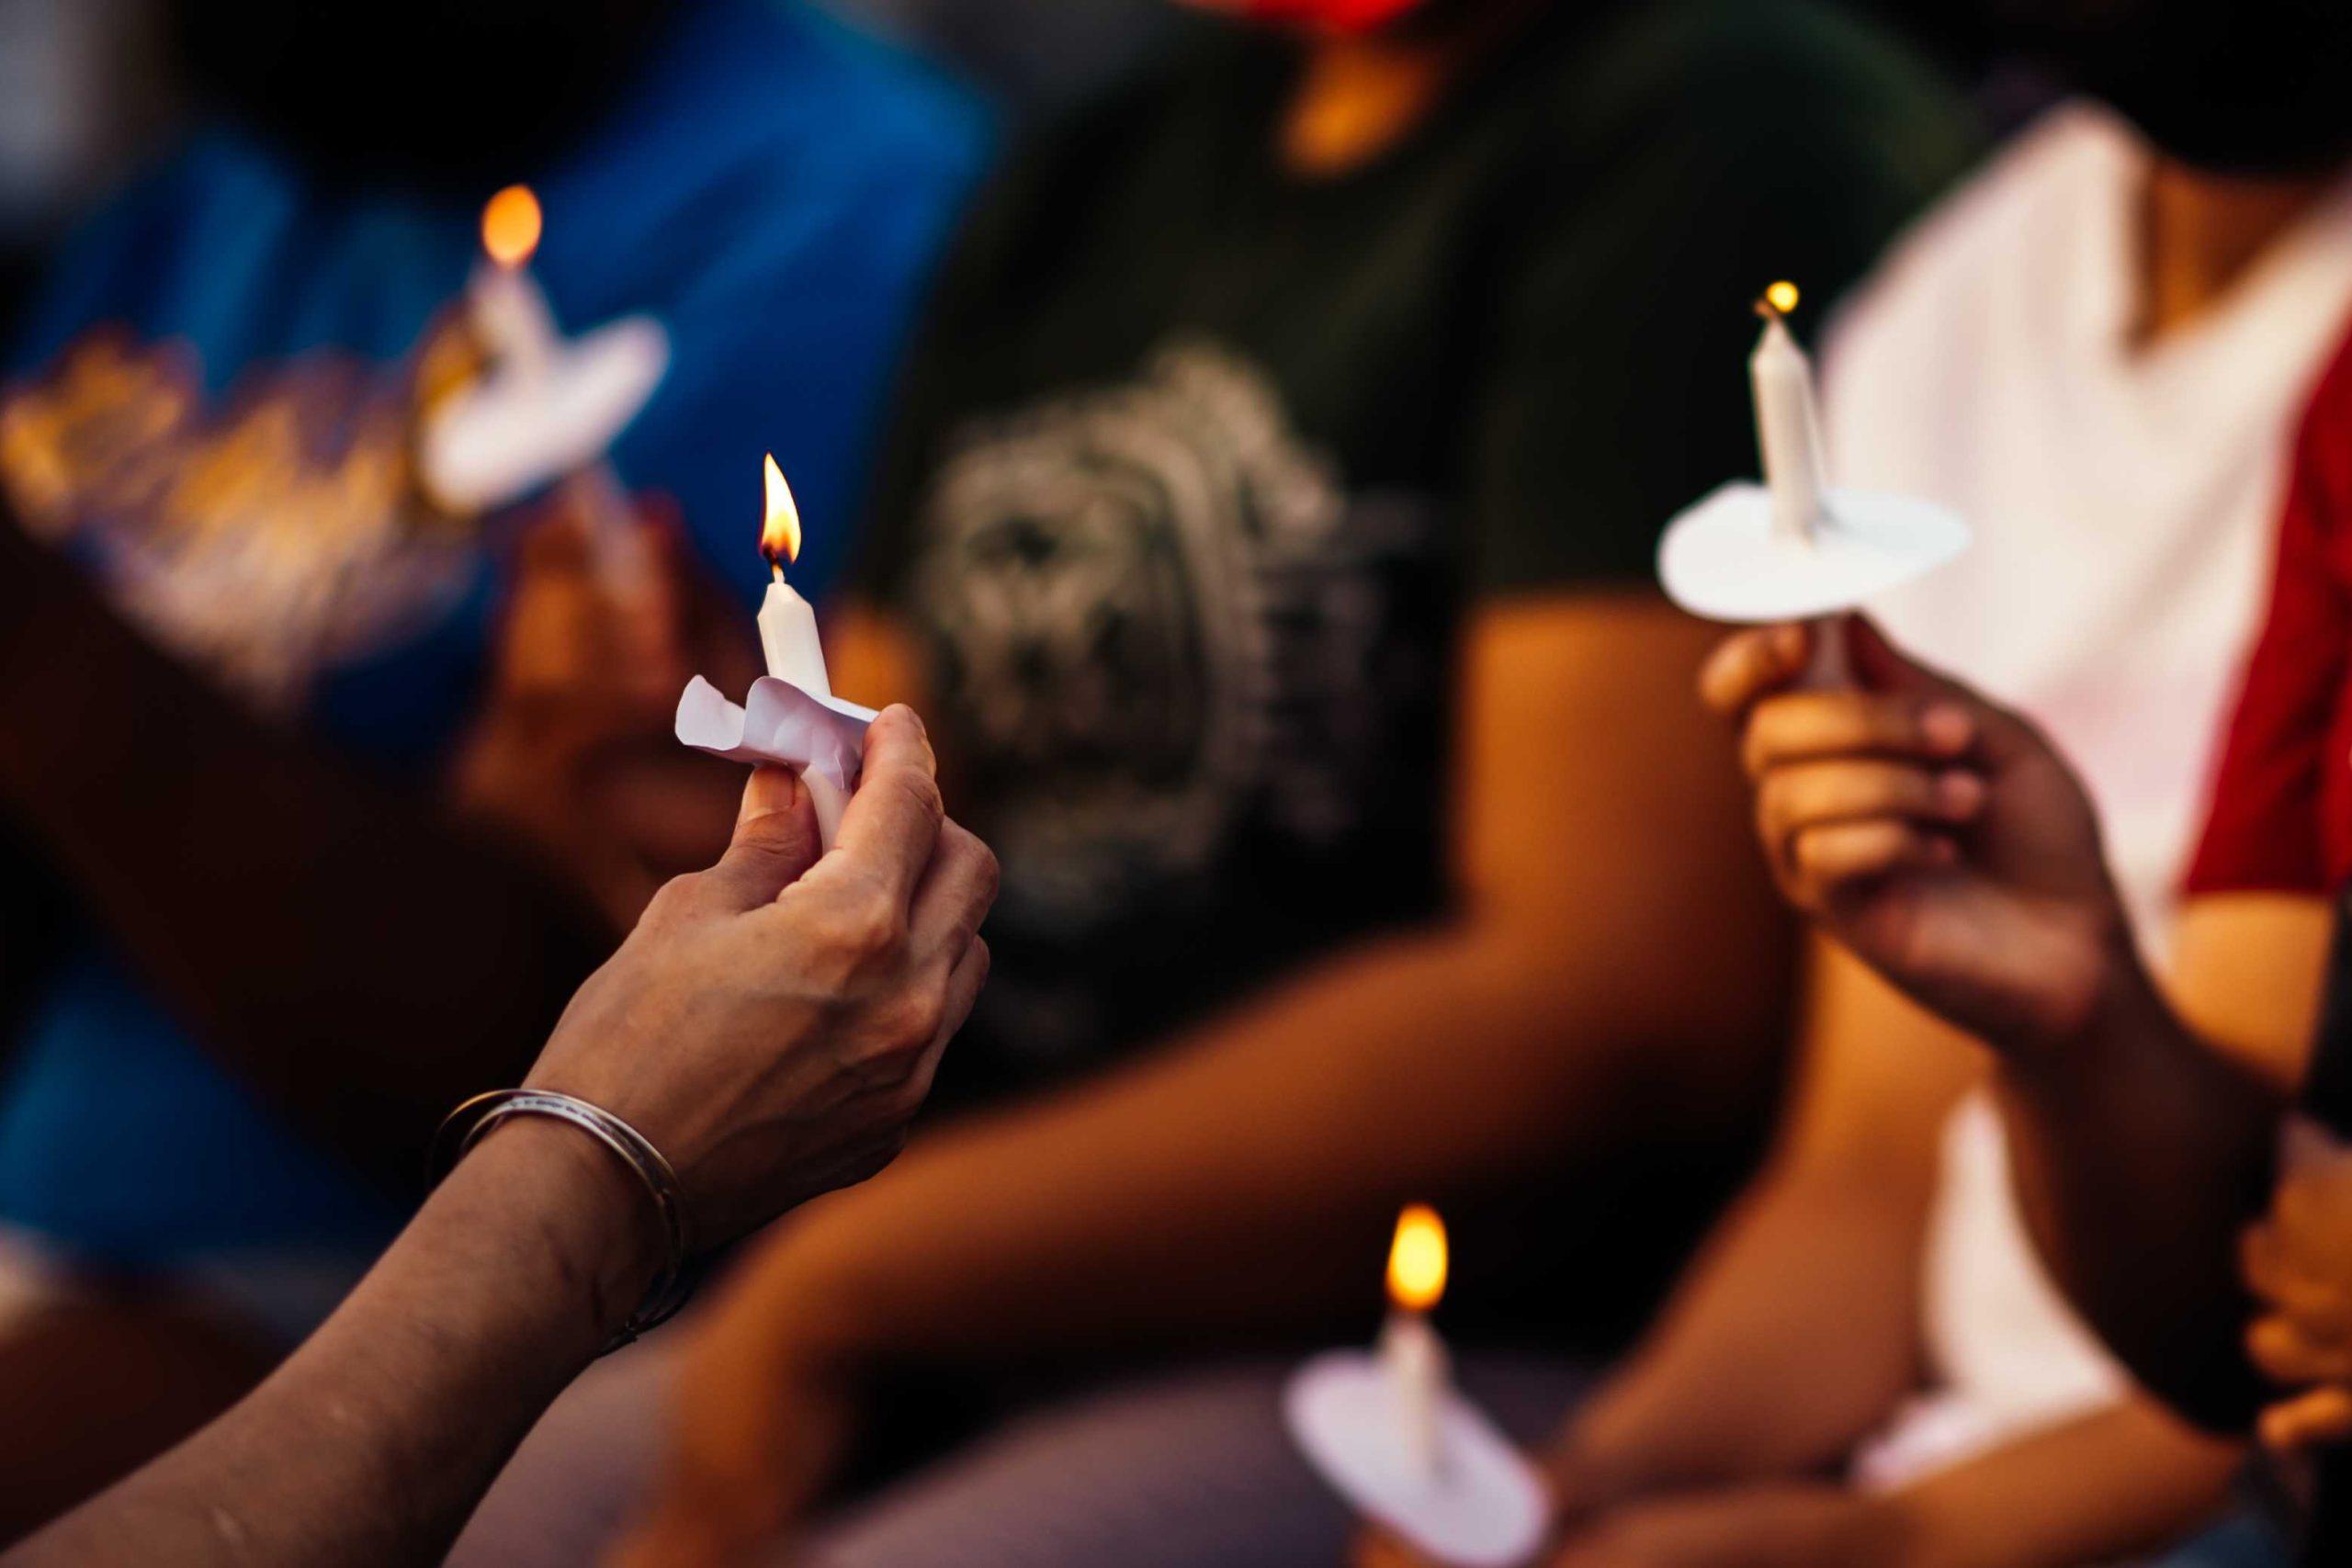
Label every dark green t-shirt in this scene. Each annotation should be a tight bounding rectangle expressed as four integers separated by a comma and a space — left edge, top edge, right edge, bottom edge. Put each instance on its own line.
862, 0, 1975, 1093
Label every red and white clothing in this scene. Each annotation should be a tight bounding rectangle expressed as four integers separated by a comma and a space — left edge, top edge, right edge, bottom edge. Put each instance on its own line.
1816, 102, 2352, 1485
2186, 323, 2352, 897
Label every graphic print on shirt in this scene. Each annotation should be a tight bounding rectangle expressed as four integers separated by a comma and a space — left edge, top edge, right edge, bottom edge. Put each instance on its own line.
910, 338, 1438, 938
0, 324, 485, 713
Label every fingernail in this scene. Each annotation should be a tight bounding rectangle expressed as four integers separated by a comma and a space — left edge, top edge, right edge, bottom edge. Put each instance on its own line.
1937, 771, 1985, 817
1922, 705, 1973, 754
738, 765, 804, 824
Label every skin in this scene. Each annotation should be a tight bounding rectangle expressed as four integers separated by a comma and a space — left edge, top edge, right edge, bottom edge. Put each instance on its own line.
6, 715, 1000, 1568
614, 12, 1802, 1562
618, 589, 1791, 1562
1702, 616, 2305, 1441
1408, 150, 2346, 1568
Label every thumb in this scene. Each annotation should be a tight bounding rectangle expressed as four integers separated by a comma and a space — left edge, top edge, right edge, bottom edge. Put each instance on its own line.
702, 767, 820, 909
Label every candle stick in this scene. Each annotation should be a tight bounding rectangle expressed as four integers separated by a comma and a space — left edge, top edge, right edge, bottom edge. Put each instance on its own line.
1380, 1204, 1452, 1481
1283, 1203, 1550, 1565
756, 454, 831, 698
465, 185, 650, 583
471, 184, 560, 378
1749, 282, 1827, 546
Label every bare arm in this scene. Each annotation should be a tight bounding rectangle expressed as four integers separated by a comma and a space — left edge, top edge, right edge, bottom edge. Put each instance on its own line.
1884, 1399, 2238, 1568
1549, 941, 1968, 1506
11, 719, 997, 1568
1706, 618, 2287, 1429
0, 502, 610, 1192
625, 594, 1795, 1555
9, 1121, 662, 1568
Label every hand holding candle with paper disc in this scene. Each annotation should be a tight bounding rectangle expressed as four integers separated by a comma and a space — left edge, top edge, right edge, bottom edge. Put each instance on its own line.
675, 456, 876, 850
1657, 283, 1968, 683
1286, 1207, 1551, 1567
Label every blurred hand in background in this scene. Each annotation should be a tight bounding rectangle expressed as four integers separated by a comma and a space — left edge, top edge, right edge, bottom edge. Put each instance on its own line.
452, 489, 762, 930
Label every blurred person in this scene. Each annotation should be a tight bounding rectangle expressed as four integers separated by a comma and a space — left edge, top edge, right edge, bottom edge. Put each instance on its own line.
1478, 8, 2352, 1564
0, 0, 986, 1536
649, 4, 2352, 1565
6, 722, 1001, 1568
615, 0, 1975, 1560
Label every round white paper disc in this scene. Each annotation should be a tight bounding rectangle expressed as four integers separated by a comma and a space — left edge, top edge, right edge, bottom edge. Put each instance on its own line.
1284, 1352, 1551, 1567
419, 315, 670, 513
1657, 482, 1968, 623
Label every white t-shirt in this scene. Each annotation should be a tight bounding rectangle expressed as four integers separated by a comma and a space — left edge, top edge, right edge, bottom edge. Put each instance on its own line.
1817, 103, 2352, 1486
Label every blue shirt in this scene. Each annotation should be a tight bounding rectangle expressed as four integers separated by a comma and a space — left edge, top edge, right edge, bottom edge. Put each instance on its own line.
0, 0, 989, 1270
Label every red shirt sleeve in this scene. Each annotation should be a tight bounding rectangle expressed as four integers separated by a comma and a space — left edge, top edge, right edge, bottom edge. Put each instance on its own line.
2185, 325, 2352, 896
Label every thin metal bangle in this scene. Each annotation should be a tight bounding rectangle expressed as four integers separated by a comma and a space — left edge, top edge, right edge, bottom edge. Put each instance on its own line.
428, 1089, 695, 1351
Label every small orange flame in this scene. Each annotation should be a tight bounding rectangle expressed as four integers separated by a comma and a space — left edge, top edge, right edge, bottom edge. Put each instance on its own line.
481, 185, 542, 269
1385, 1204, 1447, 1314
760, 453, 802, 568
1759, 280, 1801, 318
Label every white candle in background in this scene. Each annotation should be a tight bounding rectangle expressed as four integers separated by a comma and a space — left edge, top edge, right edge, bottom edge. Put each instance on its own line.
471, 184, 560, 379
1749, 280, 1826, 545
756, 454, 831, 697
1380, 1204, 1452, 1482
1747, 282, 1850, 685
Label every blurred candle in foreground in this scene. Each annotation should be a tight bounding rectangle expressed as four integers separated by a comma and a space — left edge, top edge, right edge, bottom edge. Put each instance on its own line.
1749, 280, 1826, 545
756, 454, 831, 697
1379, 1204, 1452, 1480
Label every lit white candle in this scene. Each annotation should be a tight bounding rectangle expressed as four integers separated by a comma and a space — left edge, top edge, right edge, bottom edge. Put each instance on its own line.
1748, 282, 1850, 685
471, 184, 560, 379
1380, 1204, 1452, 1482
756, 454, 831, 698
1749, 280, 1826, 545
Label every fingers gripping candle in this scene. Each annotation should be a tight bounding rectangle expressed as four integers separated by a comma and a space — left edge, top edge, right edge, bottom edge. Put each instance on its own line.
1657, 281, 1969, 685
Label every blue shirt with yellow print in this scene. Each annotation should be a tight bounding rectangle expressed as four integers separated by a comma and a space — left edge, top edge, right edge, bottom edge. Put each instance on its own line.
0, 0, 989, 1280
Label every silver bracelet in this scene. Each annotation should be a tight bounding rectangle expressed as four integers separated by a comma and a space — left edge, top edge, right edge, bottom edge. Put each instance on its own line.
428, 1089, 695, 1351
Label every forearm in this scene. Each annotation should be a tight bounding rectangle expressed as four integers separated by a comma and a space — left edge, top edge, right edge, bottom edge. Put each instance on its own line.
8, 1120, 658, 1568
0, 513, 609, 1190
1885, 1400, 2239, 1568
1558, 1169, 1925, 1501
1996, 954, 2282, 1428
736, 915, 1780, 1360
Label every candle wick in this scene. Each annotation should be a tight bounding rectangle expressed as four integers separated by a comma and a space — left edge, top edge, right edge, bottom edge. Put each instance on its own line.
1753, 295, 1781, 322
770, 560, 786, 585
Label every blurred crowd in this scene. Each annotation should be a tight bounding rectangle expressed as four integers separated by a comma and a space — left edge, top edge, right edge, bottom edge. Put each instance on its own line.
8, 2, 2352, 1565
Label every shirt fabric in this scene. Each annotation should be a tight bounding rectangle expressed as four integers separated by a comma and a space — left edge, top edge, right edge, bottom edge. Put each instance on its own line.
1821, 104, 2352, 1486
860, 0, 1972, 1099
2184, 326, 2352, 901
0, 0, 989, 1273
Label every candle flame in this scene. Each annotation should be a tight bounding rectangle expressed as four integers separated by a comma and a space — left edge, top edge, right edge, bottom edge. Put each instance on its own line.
481, 185, 542, 269
1385, 1204, 1447, 1314
1758, 280, 1801, 319
760, 453, 802, 569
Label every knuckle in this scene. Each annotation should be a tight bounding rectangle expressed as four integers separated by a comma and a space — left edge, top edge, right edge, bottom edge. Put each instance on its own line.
822, 884, 908, 966
643, 873, 704, 923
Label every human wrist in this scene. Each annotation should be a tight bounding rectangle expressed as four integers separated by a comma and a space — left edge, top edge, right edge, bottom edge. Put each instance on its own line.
2003, 923, 2168, 1092
451, 1115, 670, 1347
